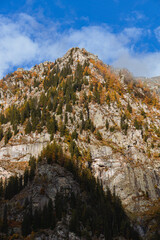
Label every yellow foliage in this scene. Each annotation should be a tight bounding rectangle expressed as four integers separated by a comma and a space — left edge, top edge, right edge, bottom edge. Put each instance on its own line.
9, 233, 21, 240
90, 75, 98, 85
90, 59, 123, 95
83, 66, 91, 76
124, 109, 131, 119
31, 72, 37, 77
100, 87, 106, 104
136, 80, 143, 88
58, 89, 64, 99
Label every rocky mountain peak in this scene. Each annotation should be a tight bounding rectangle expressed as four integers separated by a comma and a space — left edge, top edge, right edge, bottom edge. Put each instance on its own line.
55, 47, 99, 71
61, 47, 98, 62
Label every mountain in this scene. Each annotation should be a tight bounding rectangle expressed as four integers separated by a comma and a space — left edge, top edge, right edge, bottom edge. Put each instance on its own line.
0, 47, 159, 239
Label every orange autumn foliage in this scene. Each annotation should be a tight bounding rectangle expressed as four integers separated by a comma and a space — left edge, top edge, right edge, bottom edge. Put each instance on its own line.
90, 59, 123, 95
100, 87, 106, 104
83, 66, 91, 76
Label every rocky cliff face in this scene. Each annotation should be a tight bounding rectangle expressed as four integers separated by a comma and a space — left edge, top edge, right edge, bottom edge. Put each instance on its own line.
0, 47, 160, 238
0, 129, 50, 178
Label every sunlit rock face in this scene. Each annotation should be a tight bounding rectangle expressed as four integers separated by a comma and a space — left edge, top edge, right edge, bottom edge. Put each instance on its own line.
91, 144, 160, 213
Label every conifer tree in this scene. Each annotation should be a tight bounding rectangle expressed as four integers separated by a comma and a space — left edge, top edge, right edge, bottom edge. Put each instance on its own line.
71, 129, 78, 140
69, 209, 80, 235
5, 127, 12, 144
66, 103, 72, 112
65, 112, 68, 124
32, 208, 41, 231
41, 204, 49, 228
13, 124, 18, 135
47, 116, 58, 134
106, 119, 109, 130
18, 175, 23, 191
21, 210, 32, 236
127, 101, 132, 113
0, 127, 4, 141
60, 123, 66, 137
2, 204, 8, 234
48, 199, 55, 229
0, 178, 3, 198
25, 120, 32, 134
29, 157, 36, 182
24, 168, 29, 187
0, 113, 6, 124
57, 102, 63, 115
55, 193, 63, 220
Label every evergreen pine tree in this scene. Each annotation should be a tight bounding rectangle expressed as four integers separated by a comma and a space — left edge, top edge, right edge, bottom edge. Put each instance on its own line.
21, 211, 32, 236
55, 193, 63, 220
25, 120, 32, 134
48, 199, 55, 229
24, 168, 29, 187
127, 101, 132, 113
57, 102, 63, 115
69, 209, 80, 235
18, 175, 23, 192
0, 178, 3, 198
106, 119, 109, 130
0, 127, 4, 141
65, 112, 68, 124
5, 127, 12, 145
2, 204, 8, 234
33, 208, 41, 231
29, 157, 36, 182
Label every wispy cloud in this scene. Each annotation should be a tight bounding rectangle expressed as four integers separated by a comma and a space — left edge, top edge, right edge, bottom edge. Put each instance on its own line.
0, 13, 159, 78
154, 26, 160, 42
124, 11, 146, 23
55, 0, 65, 9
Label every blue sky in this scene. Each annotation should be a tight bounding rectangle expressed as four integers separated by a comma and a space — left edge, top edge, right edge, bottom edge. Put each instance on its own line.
0, 0, 160, 77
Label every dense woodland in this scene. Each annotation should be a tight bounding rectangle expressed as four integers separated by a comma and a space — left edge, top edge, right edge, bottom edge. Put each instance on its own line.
0, 142, 141, 239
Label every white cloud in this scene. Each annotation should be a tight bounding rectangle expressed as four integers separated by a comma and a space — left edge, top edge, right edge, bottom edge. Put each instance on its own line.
119, 27, 143, 44
113, 52, 160, 77
0, 13, 160, 78
124, 11, 146, 23
154, 26, 160, 42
